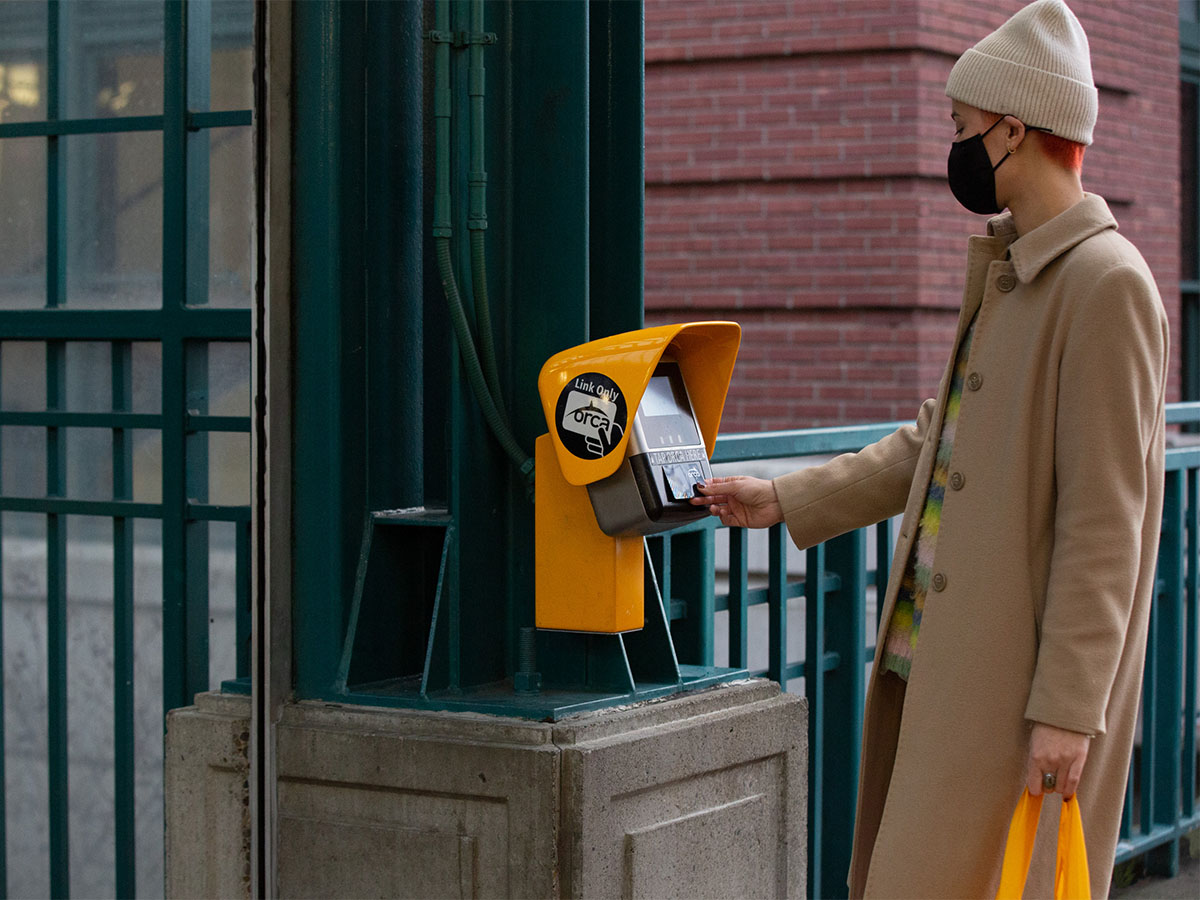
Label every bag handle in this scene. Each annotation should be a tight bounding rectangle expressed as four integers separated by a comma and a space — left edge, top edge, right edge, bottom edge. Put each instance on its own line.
995, 789, 1091, 900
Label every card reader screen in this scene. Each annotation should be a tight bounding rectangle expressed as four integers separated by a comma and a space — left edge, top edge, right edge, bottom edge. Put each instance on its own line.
637, 365, 701, 449
640, 375, 684, 418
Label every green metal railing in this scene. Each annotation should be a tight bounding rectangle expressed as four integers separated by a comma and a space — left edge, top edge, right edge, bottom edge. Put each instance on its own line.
0, 2, 253, 897
652, 402, 1200, 899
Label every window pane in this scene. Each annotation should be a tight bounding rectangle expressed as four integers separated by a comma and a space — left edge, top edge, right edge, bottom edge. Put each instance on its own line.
1, 427, 46, 498
66, 132, 162, 309
1183, 1, 1200, 25
212, 0, 254, 111
65, 342, 111, 413
1183, 80, 1198, 282
0, 138, 46, 308
1, 341, 46, 412
0, 1, 48, 124
207, 342, 250, 417
207, 126, 253, 308
3, 512, 51, 900
66, 1, 164, 120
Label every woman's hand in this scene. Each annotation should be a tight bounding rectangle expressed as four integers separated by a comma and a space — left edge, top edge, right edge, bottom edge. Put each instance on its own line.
690, 476, 784, 529
1026, 722, 1090, 798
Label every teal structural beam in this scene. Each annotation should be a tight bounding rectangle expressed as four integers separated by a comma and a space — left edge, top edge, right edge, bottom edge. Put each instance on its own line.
505, 0, 592, 676
365, 0, 423, 510
46, 3, 68, 894
588, 0, 645, 338
291, 0, 367, 697
820, 530, 867, 899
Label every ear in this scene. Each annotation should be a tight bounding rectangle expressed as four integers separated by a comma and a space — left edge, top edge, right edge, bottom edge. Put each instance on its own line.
1003, 115, 1028, 153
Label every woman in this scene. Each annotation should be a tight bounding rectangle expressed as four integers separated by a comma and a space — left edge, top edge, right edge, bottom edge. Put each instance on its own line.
694, 1, 1169, 896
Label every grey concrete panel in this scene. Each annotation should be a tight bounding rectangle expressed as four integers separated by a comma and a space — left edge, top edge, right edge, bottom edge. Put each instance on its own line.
275, 702, 560, 899
165, 692, 251, 900
624, 793, 772, 899
558, 685, 805, 899
168, 681, 807, 900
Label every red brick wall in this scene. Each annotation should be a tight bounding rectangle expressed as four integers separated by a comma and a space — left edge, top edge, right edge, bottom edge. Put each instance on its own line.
644, 0, 1182, 431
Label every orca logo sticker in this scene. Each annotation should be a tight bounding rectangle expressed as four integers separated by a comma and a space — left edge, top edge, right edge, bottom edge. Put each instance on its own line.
555, 373, 627, 459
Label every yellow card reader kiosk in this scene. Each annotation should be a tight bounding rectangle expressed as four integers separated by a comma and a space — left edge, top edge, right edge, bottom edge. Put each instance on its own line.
535, 321, 741, 633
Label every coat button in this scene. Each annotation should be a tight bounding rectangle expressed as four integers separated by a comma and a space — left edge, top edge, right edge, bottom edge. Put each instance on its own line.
997, 273, 1016, 292
967, 372, 983, 391
949, 471, 965, 491
931, 572, 947, 592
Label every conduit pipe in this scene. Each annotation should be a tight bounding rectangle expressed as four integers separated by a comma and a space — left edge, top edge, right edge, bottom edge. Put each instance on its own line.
432, 0, 533, 482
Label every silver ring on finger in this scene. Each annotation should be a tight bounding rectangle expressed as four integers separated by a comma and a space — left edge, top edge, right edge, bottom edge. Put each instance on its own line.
1042, 771, 1057, 791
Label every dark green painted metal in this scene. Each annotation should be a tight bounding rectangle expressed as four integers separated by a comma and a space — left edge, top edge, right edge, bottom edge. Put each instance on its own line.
0, 115, 164, 138
587, 0, 644, 338
1184, 470, 1198, 820
188, 109, 251, 129
0, 1, 255, 895
0, 412, 162, 429
364, 0, 423, 512
162, 0, 190, 715
1147, 470, 1185, 877
112, 341, 135, 900
668, 527, 717, 666
873, 519, 891, 634
0, 308, 251, 340
46, 3, 69, 893
291, 0, 355, 698
184, 2, 215, 714
727, 528, 749, 667
768, 523, 789, 684
503, 0, 593, 688
0, 111, 246, 141
818, 530, 866, 900
803, 540, 826, 900
713, 421, 910, 463
0, 348, 6, 900
0, 412, 245, 435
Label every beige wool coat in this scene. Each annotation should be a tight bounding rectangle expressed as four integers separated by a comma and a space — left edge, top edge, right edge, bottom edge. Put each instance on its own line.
773, 194, 1168, 899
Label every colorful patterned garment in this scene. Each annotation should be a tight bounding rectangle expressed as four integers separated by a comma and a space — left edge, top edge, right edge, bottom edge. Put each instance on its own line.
880, 311, 979, 680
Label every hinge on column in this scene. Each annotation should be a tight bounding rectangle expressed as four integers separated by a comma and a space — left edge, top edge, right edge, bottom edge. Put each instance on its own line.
425, 30, 497, 48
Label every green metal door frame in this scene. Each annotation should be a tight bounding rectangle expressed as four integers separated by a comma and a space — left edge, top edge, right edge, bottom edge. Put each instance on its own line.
0, 1, 254, 896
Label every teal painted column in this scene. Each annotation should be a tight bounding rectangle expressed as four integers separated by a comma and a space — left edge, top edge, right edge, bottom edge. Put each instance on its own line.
588, 0, 645, 339
504, 0, 594, 669
291, 0, 368, 697
289, 0, 648, 698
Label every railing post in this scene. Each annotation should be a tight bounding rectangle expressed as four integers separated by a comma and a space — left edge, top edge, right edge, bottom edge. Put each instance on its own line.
820, 529, 867, 900
803, 540, 825, 900
727, 527, 750, 668
1147, 469, 1184, 877
669, 526, 717, 666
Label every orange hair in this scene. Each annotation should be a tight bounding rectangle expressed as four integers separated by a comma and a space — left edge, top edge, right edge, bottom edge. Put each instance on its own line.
1037, 132, 1086, 172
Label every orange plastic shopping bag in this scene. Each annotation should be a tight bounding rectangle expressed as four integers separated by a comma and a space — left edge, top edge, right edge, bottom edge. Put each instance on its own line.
995, 789, 1091, 900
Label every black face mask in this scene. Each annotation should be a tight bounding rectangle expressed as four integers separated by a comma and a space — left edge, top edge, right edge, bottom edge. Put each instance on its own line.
947, 117, 1009, 215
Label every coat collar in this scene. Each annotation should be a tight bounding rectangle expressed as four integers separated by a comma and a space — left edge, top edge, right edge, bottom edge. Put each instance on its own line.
984, 193, 1119, 284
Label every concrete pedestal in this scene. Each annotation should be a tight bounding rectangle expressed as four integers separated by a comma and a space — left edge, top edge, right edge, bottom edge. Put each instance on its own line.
166, 679, 807, 899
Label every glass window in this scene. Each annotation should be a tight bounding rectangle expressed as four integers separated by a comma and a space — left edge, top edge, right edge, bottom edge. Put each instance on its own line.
65, 1, 165, 120
65, 132, 163, 308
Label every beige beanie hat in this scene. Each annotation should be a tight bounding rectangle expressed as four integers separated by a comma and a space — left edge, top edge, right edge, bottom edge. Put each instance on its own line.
945, 0, 1097, 145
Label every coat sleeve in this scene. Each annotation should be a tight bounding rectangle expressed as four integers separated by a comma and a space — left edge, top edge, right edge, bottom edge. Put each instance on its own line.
1024, 264, 1168, 736
771, 398, 937, 550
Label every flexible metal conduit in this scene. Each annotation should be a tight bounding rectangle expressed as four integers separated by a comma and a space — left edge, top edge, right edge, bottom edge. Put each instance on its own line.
433, 0, 533, 481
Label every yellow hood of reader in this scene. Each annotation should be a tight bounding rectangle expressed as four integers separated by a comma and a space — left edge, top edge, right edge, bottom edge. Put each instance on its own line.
537, 321, 740, 486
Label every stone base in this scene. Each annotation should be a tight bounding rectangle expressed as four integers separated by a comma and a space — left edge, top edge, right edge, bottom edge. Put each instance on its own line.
166, 679, 807, 899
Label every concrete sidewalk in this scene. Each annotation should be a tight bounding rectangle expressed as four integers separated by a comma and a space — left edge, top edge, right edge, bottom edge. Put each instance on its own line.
1110, 837, 1200, 900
